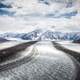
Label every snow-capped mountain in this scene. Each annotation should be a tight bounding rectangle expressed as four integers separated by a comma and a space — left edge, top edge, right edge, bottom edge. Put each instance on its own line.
0, 37, 9, 43
0, 29, 80, 41
40, 30, 80, 41
18, 29, 43, 40
0, 29, 43, 41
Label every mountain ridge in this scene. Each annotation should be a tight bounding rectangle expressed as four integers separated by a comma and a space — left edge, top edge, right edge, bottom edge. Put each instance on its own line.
0, 29, 80, 41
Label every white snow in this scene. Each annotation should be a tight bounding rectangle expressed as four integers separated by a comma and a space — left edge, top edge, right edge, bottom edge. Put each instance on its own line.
58, 41, 80, 53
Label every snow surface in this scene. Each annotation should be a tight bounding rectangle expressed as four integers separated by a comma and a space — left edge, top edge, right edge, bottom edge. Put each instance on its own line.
58, 41, 80, 53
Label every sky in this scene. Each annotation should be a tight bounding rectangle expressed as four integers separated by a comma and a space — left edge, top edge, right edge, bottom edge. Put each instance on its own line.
0, 0, 80, 32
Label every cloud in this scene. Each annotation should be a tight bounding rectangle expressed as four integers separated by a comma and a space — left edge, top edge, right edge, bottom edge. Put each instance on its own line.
0, 15, 41, 33
0, 0, 80, 33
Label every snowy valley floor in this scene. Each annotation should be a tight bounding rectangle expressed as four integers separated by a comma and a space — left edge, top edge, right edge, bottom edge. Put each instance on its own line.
0, 41, 80, 80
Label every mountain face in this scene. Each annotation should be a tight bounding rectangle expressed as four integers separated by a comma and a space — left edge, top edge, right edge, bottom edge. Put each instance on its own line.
0, 29, 80, 41
73, 39, 80, 43
40, 30, 80, 41
0, 29, 43, 41
0, 37, 8, 43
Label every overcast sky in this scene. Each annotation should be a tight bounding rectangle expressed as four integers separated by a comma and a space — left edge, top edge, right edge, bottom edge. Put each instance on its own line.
0, 0, 80, 32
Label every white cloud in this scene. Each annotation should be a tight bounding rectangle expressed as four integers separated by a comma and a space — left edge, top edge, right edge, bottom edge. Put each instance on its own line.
0, 16, 39, 33
0, 0, 80, 33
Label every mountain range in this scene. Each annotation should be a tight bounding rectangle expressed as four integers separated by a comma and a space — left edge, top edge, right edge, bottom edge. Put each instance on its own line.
0, 29, 80, 42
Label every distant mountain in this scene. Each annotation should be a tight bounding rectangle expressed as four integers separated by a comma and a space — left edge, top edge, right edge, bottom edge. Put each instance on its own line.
40, 30, 80, 41
19, 29, 43, 40
0, 29, 43, 41
0, 29, 80, 41
0, 37, 8, 43
73, 39, 80, 43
